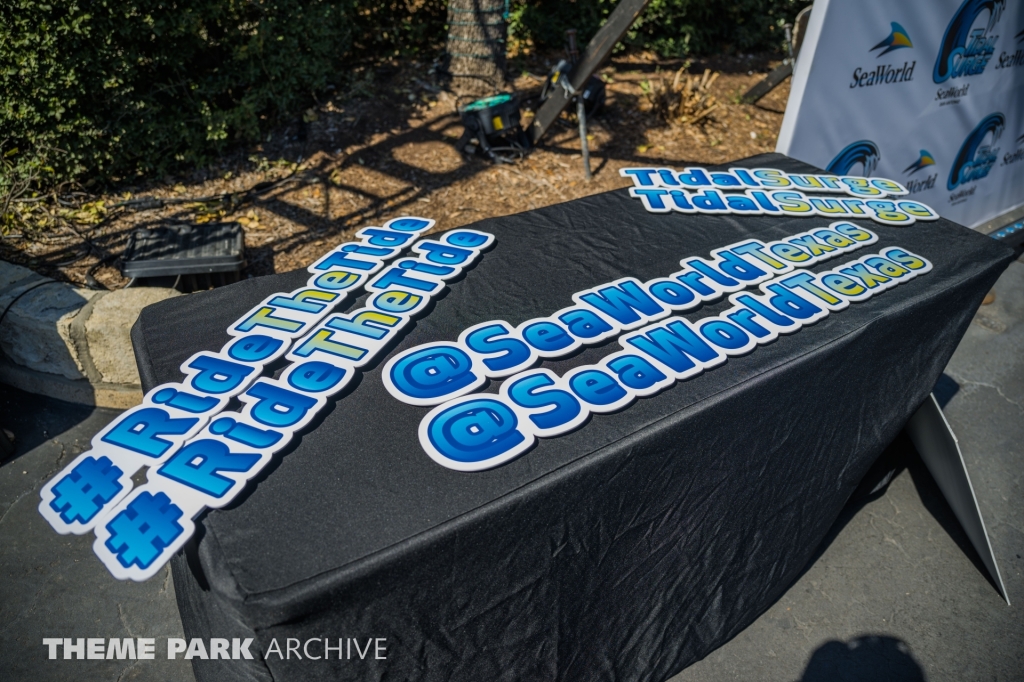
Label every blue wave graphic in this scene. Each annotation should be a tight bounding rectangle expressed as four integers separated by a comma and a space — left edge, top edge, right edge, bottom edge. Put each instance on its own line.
948, 113, 1005, 190
933, 0, 1005, 83
826, 141, 880, 176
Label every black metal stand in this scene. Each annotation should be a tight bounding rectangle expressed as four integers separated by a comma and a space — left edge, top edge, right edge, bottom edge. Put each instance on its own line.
527, 0, 650, 146
577, 99, 592, 180
740, 7, 812, 106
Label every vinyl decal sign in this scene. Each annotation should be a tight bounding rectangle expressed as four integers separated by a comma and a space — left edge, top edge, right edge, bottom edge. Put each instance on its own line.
383, 221, 934, 471
619, 167, 941, 225
38, 217, 495, 581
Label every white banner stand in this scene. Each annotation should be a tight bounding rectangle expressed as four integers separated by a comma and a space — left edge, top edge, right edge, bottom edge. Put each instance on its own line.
906, 394, 1009, 604
776, 0, 1024, 229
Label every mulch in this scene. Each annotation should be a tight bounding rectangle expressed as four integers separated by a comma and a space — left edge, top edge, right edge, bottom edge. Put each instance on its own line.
0, 51, 792, 290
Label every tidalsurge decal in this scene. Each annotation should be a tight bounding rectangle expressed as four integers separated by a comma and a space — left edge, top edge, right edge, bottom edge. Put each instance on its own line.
38, 217, 494, 581
383, 222, 934, 472
619, 166, 940, 225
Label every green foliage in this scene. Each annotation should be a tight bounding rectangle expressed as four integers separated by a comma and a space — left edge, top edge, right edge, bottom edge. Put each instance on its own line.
509, 0, 811, 58
0, 0, 445, 194
1, 0, 801, 200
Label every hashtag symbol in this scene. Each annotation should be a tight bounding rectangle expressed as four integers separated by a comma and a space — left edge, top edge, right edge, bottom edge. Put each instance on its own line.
104, 492, 184, 569
49, 456, 124, 524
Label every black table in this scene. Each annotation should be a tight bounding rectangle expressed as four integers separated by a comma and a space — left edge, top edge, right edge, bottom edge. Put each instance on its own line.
131, 154, 1013, 681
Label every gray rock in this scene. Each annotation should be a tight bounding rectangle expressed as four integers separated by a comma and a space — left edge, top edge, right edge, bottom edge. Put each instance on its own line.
1, 258, 181, 397
0, 260, 37, 291
85, 287, 181, 385
0, 282, 100, 379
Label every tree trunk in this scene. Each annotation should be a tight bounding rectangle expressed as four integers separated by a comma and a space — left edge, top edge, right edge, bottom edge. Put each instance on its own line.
446, 0, 508, 97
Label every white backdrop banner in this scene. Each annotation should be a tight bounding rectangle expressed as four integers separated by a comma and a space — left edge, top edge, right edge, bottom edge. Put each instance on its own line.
777, 0, 1024, 228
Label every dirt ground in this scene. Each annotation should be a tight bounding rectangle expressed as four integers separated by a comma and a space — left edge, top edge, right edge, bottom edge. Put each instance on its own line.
0, 51, 792, 289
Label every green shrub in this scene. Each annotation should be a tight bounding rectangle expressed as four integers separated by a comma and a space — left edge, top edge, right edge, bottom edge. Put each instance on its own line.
1, 0, 802, 204
0, 0, 445, 197
509, 0, 811, 58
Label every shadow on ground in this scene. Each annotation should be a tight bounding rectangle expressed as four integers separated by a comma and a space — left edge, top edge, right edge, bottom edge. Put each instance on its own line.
0, 385, 194, 682
798, 635, 925, 682
0, 385, 113, 467
791, 391, 999, 601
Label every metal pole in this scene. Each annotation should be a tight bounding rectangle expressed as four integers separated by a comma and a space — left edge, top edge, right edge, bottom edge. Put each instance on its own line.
577, 99, 592, 180
566, 29, 580, 65
528, 0, 650, 145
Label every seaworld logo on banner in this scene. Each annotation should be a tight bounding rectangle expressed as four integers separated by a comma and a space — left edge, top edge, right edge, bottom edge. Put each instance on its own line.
852, 22, 916, 88
826, 141, 880, 176
903, 150, 938, 194
1003, 132, 1024, 167
904, 150, 936, 175
619, 165, 940, 226
996, 28, 1024, 69
933, 0, 1006, 83
37, 217, 496, 581
935, 82, 970, 106
948, 113, 1004, 191
382, 225, 935, 472
872, 22, 913, 55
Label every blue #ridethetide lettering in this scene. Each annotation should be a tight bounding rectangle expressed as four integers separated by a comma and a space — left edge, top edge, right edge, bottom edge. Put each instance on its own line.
39, 216, 494, 581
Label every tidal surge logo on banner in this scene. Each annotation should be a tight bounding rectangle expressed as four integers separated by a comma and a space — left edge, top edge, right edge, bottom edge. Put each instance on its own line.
948, 112, 1004, 190
38, 217, 495, 581
933, 0, 1006, 83
826, 141, 881, 176
383, 222, 934, 472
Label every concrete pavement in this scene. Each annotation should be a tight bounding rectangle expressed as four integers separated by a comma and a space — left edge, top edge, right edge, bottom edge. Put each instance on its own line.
0, 390, 193, 682
671, 258, 1024, 682
1, 258, 1021, 682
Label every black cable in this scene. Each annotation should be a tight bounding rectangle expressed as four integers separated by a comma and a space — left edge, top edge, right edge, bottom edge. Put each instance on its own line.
85, 257, 113, 290
486, 146, 527, 163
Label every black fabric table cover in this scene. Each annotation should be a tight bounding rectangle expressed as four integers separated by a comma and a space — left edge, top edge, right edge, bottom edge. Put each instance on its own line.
130, 153, 1014, 681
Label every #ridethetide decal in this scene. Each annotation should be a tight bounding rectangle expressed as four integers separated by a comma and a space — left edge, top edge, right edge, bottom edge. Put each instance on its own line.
620, 166, 940, 225
383, 221, 934, 472
38, 217, 495, 581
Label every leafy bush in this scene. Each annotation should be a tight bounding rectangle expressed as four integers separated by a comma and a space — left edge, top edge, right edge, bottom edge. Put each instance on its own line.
509, 0, 811, 58
1, 0, 802, 204
0, 0, 445, 198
